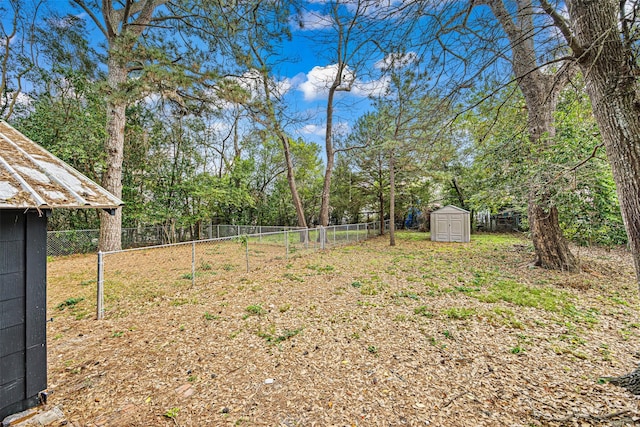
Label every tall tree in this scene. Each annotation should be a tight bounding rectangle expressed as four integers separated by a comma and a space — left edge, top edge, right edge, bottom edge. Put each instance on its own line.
474, 0, 578, 271
1, 0, 43, 121
71, 0, 172, 250
311, 0, 390, 227
539, 0, 640, 284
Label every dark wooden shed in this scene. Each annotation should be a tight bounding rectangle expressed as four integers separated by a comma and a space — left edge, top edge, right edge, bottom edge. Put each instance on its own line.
0, 121, 122, 419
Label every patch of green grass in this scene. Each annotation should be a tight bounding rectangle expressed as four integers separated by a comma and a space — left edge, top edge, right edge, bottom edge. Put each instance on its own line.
451, 285, 480, 294
56, 297, 84, 311
245, 304, 266, 317
360, 283, 379, 296
306, 264, 335, 273
283, 272, 304, 282
484, 307, 525, 329
171, 298, 195, 306
443, 307, 476, 320
394, 290, 420, 300
350, 281, 362, 288
356, 300, 378, 307
475, 280, 573, 313
367, 345, 378, 354
203, 312, 219, 321
111, 331, 124, 338
414, 306, 434, 318
257, 326, 302, 344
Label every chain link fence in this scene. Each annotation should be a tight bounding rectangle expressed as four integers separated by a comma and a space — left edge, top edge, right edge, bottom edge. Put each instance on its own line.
95, 222, 381, 319
46, 224, 306, 257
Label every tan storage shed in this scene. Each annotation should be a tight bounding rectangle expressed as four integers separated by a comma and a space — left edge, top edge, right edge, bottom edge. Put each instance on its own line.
430, 205, 470, 243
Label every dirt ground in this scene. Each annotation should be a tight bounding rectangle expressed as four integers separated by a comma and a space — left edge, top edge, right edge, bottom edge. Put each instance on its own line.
43, 232, 640, 426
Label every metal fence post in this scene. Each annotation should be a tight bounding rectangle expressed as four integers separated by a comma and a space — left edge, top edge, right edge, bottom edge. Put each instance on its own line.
245, 235, 250, 272
191, 241, 196, 287
97, 251, 104, 320
285, 230, 289, 259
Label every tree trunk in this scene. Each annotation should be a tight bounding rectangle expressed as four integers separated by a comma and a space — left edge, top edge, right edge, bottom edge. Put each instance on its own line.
319, 79, 339, 227
99, 57, 126, 252
528, 193, 577, 271
563, 0, 640, 283
280, 134, 308, 230
389, 151, 396, 246
484, 0, 578, 272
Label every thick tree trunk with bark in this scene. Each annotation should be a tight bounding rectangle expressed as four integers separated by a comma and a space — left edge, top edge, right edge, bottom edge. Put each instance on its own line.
528, 194, 577, 270
562, 0, 640, 283
99, 58, 127, 252
483, 0, 578, 272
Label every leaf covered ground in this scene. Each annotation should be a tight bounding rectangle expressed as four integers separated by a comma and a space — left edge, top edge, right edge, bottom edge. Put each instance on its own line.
44, 232, 640, 426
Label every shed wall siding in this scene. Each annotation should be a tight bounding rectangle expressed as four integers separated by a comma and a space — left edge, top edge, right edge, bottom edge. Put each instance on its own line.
0, 210, 47, 419
430, 206, 470, 243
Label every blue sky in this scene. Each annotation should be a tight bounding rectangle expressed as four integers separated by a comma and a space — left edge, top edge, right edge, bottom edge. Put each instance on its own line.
3, 0, 408, 149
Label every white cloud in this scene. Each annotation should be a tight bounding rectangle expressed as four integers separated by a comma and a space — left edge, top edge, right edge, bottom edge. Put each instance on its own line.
300, 124, 326, 136
298, 63, 390, 100
298, 64, 355, 101
299, 121, 350, 138
292, 10, 333, 30
352, 75, 390, 98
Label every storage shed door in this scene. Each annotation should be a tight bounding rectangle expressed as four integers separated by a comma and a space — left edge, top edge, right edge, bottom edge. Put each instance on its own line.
435, 215, 450, 242
449, 214, 464, 242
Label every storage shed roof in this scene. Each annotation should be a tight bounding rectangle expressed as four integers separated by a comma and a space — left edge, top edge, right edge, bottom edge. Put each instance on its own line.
0, 121, 123, 210
432, 205, 470, 214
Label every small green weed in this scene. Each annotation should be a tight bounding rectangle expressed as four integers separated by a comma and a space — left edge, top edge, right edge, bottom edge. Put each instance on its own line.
164, 407, 180, 419
245, 304, 266, 316
203, 312, 219, 321
283, 272, 304, 282
443, 307, 476, 320
395, 290, 420, 300
56, 297, 84, 311
367, 345, 378, 354
279, 303, 291, 313
510, 345, 525, 354
414, 306, 434, 318
257, 327, 302, 344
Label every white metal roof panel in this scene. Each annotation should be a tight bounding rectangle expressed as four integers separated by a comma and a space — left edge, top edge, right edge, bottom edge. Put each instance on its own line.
0, 121, 123, 210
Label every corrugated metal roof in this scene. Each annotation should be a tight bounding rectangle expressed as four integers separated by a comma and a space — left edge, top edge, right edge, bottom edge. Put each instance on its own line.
0, 121, 123, 210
